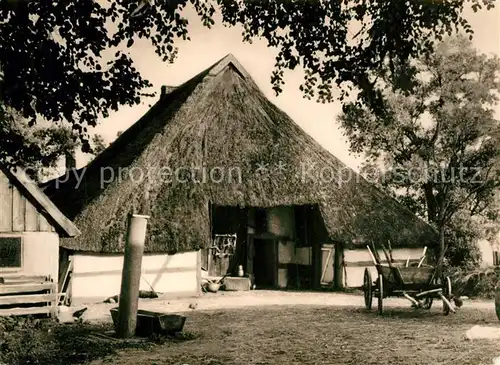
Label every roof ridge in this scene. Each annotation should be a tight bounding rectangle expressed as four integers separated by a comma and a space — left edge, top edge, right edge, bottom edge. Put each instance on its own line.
208, 53, 250, 79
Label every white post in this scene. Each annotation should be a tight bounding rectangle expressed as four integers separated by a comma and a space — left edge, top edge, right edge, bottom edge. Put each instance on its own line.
116, 214, 150, 338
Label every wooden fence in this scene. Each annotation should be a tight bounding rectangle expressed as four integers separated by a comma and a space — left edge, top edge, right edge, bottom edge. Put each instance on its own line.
0, 275, 57, 317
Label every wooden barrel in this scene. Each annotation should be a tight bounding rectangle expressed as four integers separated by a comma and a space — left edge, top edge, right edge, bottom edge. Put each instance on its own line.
495, 287, 500, 321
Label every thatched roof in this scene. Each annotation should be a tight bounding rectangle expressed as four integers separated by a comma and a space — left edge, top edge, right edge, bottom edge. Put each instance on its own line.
42, 54, 437, 253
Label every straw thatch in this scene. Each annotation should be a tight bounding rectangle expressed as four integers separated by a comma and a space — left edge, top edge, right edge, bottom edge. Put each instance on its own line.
42, 54, 437, 253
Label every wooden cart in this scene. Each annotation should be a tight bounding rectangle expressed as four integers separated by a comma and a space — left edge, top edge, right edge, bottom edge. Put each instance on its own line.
363, 243, 456, 315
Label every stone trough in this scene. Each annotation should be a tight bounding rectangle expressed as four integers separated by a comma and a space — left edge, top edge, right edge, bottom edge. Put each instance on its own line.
110, 308, 186, 337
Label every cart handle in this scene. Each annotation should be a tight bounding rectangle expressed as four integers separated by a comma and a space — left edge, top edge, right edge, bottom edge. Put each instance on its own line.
417, 246, 427, 268
366, 245, 378, 265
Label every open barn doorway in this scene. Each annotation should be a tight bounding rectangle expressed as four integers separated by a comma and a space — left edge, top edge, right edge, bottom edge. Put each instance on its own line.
252, 238, 278, 288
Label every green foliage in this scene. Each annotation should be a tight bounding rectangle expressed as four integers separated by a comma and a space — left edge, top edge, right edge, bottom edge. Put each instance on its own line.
0, 0, 496, 165
0, 317, 149, 365
91, 133, 108, 156
443, 214, 482, 270
31, 125, 80, 165
0, 108, 44, 169
225, 0, 495, 109
2, 116, 80, 181
448, 267, 499, 299
339, 36, 500, 264
148, 330, 201, 344
0, 316, 199, 365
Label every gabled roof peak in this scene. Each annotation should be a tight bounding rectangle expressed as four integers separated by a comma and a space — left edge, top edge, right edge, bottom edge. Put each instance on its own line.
3, 167, 80, 237
208, 53, 249, 79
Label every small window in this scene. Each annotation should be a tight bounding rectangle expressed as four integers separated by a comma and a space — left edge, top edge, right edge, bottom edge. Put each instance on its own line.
0, 236, 23, 269
493, 251, 500, 266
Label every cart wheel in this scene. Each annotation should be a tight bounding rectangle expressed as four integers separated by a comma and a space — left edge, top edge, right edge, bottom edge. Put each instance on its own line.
423, 297, 433, 309
443, 276, 452, 315
423, 277, 440, 310
363, 268, 373, 310
377, 274, 384, 315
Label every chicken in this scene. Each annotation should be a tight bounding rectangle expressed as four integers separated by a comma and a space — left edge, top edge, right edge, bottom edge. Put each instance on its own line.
72, 307, 88, 319
453, 296, 463, 308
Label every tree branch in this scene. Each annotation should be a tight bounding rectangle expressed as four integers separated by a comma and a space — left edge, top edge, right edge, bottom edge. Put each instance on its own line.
444, 166, 495, 222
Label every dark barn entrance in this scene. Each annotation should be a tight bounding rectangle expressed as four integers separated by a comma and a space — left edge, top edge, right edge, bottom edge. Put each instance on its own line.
252, 238, 278, 288
204, 204, 331, 290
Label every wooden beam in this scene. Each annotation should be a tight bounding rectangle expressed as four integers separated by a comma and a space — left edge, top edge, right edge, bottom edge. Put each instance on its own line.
402, 292, 421, 307
0, 283, 55, 295
438, 292, 456, 313
12, 187, 25, 231
333, 243, 344, 290
38, 214, 51, 232
0, 172, 13, 231
25, 199, 39, 231
344, 259, 412, 267
71, 265, 196, 278
0, 306, 51, 317
0, 293, 56, 305
196, 250, 202, 296
415, 288, 442, 298
320, 248, 332, 284
58, 257, 73, 293
116, 214, 149, 339
0, 275, 47, 284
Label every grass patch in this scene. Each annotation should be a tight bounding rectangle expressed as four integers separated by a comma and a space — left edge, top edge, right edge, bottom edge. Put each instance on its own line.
0, 316, 198, 365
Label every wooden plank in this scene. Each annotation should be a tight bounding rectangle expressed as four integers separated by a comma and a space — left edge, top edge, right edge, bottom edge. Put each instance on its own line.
0, 172, 13, 231
207, 248, 213, 276
58, 259, 70, 292
0, 283, 54, 295
344, 259, 411, 267
0, 275, 47, 284
0, 293, 56, 305
11, 187, 25, 231
49, 282, 57, 318
58, 257, 72, 293
7, 168, 80, 237
38, 213, 51, 232
24, 199, 39, 231
71, 265, 194, 278
320, 248, 333, 284
378, 265, 434, 285
0, 306, 51, 317
196, 250, 202, 295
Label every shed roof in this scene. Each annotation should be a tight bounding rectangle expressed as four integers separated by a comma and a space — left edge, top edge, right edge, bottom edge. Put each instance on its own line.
3, 167, 80, 237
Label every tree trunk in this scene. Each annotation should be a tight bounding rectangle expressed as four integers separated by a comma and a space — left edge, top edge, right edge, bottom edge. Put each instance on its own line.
435, 218, 447, 278
423, 183, 437, 223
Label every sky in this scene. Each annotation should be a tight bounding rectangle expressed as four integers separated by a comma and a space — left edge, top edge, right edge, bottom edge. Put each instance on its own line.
72, 4, 500, 175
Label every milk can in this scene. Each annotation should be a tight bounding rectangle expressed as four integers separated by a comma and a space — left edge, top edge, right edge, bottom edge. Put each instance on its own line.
237, 265, 244, 277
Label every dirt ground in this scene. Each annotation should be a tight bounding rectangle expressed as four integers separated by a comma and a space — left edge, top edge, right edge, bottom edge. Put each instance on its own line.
84, 291, 500, 365
82, 290, 493, 322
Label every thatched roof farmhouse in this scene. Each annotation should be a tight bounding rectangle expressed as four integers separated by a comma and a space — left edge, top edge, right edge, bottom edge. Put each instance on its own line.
43, 54, 436, 257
